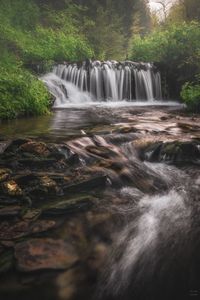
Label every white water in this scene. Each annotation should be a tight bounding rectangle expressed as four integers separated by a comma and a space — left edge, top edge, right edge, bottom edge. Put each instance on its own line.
101, 187, 191, 297
42, 73, 181, 108
42, 61, 165, 106
42, 73, 92, 107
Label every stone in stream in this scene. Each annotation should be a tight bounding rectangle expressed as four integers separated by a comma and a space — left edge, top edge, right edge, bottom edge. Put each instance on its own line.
0, 250, 13, 274
0, 206, 21, 217
63, 175, 108, 194
15, 238, 79, 272
0, 168, 12, 182
41, 195, 96, 216
19, 141, 50, 157
144, 141, 200, 164
1, 139, 30, 154
0, 219, 60, 240
1, 180, 23, 197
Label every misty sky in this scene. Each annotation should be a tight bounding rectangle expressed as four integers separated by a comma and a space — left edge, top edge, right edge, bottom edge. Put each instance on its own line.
148, 0, 177, 12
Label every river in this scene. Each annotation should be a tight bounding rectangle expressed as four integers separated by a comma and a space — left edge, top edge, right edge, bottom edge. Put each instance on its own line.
0, 103, 200, 300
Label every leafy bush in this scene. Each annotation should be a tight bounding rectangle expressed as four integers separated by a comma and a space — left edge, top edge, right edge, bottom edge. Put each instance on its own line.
0, 66, 51, 119
129, 22, 200, 98
181, 81, 200, 112
0, 1, 94, 64
0, 0, 94, 119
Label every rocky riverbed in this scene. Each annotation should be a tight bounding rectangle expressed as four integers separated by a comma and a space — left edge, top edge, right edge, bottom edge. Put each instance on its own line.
0, 106, 200, 300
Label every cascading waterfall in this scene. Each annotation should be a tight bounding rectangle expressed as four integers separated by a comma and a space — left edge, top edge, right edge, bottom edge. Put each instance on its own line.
42, 61, 162, 106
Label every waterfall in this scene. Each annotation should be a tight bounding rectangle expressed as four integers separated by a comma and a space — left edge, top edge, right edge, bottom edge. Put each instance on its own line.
42, 73, 92, 107
42, 61, 163, 106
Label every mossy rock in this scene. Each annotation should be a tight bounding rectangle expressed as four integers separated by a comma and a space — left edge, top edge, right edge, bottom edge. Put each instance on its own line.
144, 141, 200, 164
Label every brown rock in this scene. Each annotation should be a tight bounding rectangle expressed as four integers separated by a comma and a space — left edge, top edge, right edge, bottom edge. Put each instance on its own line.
39, 176, 57, 191
20, 141, 50, 157
2, 180, 23, 196
87, 243, 108, 271
15, 238, 79, 272
0, 219, 59, 240
0, 168, 12, 182
0, 206, 21, 217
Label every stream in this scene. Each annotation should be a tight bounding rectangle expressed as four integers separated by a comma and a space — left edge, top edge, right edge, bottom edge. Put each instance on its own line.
0, 103, 200, 300
0, 60, 200, 300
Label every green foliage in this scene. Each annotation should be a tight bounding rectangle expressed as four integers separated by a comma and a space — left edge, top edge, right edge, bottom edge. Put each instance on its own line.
129, 22, 200, 98
0, 0, 94, 119
0, 0, 94, 63
181, 76, 200, 112
0, 65, 50, 119
85, 5, 126, 60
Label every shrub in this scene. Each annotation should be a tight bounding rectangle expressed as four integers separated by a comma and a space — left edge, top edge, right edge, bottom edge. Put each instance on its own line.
129, 22, 200, 98
0, 66, 51, 119
181, 81, 200, 112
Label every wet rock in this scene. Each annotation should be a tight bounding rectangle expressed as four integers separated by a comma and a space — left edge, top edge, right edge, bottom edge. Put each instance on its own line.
11, 174, 60, 200
61, 218, 89, 254
63, 175, 108, 194
15, 238, 79, 272
178, 122, 200, 132
86, 211, 112, 227
161, 142, 200, 163
143, 142, 163, 161
42, 195, 95, 216
0, 250, 13, 274
0, 219, 59, 240
2, 180, 23, 197
0, 168, 12, 182
27, 176, 59, 198
39, 176, 57, 191
145, 141, 200, 164
0, 206, 21, 218
18, 158, 57, 168
87, 243, 109, 271
20, 141, 50, 157
0, 141, 10, 154
0, 196, 20, 205
86, 145, 118, 159
3, 139, 30, 154
22, 209, 41, 221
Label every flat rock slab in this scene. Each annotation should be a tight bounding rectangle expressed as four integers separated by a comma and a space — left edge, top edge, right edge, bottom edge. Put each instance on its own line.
0, 205, 21, 217
0, 219, 59, 240
15, 238, 79, 272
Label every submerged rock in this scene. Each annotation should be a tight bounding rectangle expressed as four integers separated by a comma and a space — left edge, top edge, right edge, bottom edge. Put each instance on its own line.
15, 238, 79, 272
